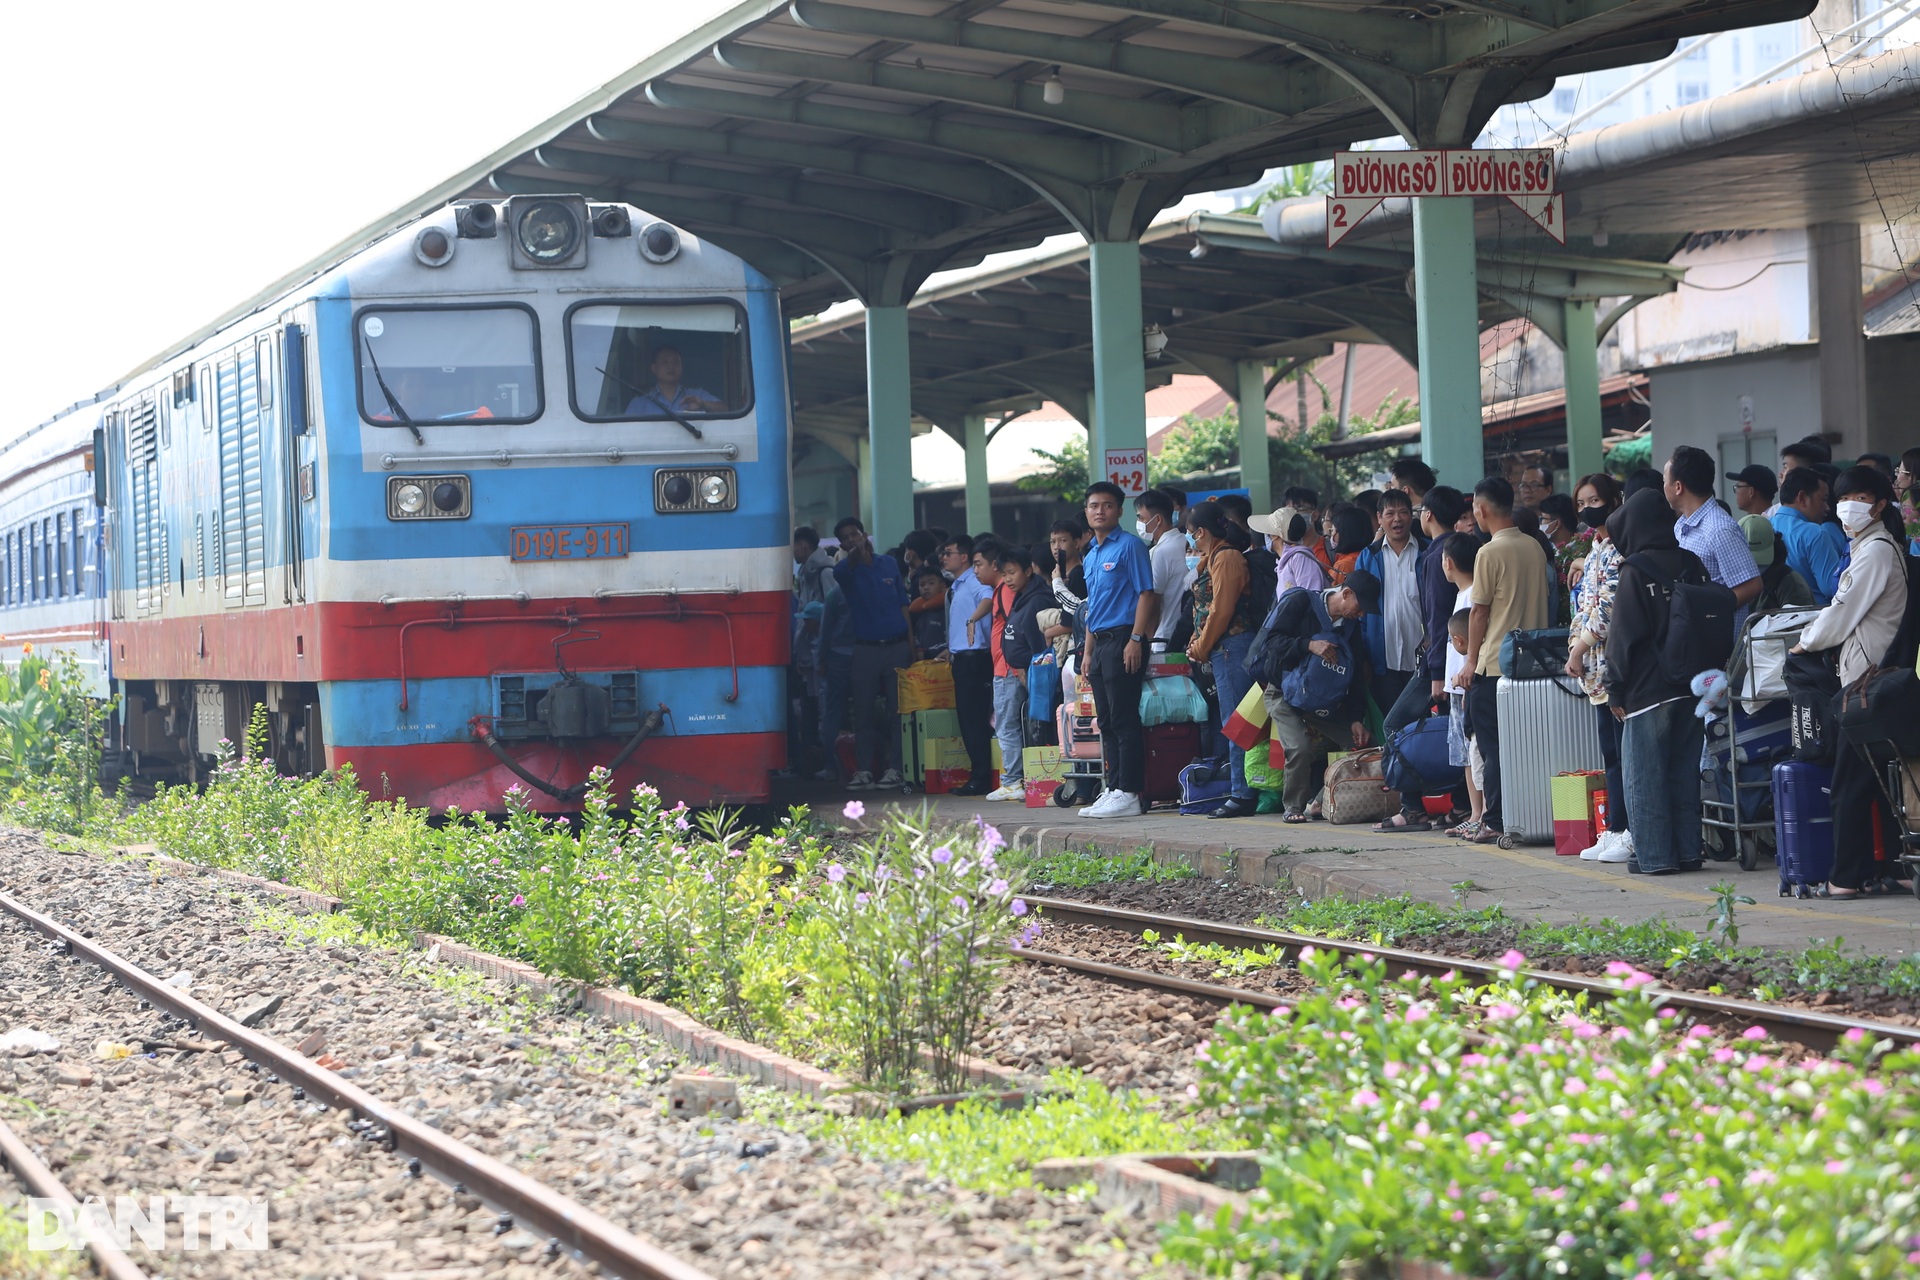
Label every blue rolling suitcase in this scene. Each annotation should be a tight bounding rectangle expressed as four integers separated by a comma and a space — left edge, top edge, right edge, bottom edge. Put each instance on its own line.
1177, 760, 1232, 815
1772, 760, 1834, 898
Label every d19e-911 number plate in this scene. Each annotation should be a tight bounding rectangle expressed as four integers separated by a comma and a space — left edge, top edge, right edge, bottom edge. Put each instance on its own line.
510, 523, 630, 561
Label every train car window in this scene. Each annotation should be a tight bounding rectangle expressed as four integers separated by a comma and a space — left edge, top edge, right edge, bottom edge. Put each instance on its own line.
40, 519, 51, 601
73, 509, 85, 595
198, 364, 213, 432
354, 304, 541, 427
256, 338, 273, 411
566, 300, 752, 423
54, 513, 65, 598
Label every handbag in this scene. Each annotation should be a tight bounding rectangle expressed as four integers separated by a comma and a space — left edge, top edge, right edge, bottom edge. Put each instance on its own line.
1323, 748, 1400, 825
1139, 674, 1208, 726
1839, 659, 1920, 757
1499, 628, 1572, 681
1026, 652, 1061, 723
1784, 648, 1840, 765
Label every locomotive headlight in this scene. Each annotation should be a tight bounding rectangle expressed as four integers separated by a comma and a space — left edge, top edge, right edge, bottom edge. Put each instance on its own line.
516, 200, 580, 264
387, 473, 470, 520
655, 467, 737, 513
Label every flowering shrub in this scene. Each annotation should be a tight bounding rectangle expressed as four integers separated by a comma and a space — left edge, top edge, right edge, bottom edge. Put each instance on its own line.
801, 804, 1033, 1095
1, 651, 114, 837
1168, 949, 1920, 1279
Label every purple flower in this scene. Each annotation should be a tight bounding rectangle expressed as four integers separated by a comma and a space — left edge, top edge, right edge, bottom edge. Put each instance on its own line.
510, 894, 526, 907
950, 895, 967, 909
1009, 897, 1028, 916
978, 823, 1005, 853
932, 845, 953, 864
854, 892, 870, 907
843, 800, 866, 820
826, 863, 846, 883
674, 814, 690, 831
986, 878, 1009, 897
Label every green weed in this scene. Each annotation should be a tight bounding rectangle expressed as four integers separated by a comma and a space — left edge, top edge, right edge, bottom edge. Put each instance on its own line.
1139, 928, 1287, 979
1007, 844, 1194, 888
820, 1070, 1213, 1194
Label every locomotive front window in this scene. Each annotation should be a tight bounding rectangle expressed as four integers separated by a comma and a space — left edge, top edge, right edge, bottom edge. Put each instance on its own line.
567, 301, 752, 423
355, 305, 541, 427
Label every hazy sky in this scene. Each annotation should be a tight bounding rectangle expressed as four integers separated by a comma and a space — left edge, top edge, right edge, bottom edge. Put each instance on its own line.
0, 0, 737, 432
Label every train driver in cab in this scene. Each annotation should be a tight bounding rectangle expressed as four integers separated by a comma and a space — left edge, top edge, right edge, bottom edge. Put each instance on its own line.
626, 346, 725, 417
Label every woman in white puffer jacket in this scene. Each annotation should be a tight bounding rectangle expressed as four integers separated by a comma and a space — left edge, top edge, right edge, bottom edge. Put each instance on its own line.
1793, 465, 1910, 898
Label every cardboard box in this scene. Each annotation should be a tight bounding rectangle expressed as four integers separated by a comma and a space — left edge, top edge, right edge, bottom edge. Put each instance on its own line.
1022, 745, 1070, 783
926, 767, 993, 795
1148, 656, 1192, 679
923, 736, 974, 770
1551, 771, 1606, 857
1024, 778, 1061, 808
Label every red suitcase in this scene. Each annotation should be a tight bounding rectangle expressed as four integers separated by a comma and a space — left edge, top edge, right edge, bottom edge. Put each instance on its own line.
1143, 723, 1204, 805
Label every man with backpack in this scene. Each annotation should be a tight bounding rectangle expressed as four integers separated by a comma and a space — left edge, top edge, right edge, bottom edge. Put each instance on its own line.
1604, 489, 1737, 875
1253, 571, 1381, 823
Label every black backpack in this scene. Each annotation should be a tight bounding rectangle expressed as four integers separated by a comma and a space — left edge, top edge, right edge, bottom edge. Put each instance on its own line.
1625, 553, 1737, 686
1241, 545, 1278, 623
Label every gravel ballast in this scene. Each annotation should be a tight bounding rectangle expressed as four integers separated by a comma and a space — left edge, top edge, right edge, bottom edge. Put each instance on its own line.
0, 832, 1192, 1279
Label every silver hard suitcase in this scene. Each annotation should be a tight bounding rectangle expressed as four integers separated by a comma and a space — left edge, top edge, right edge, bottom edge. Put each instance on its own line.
1496, 675, 1604, 846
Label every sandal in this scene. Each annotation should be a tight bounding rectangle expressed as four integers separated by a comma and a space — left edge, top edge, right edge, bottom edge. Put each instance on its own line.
1373, 813, 1433, 833
1282, 808, 1313, 824
1444, 819, 1482, 839
1813, 884, 1864, 899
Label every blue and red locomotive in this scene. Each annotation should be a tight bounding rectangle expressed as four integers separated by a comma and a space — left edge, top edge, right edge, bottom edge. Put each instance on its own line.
0, 197, 791, 809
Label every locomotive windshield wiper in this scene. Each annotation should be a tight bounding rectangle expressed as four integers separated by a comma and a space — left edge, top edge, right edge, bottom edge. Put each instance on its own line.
597, 365, 704, 440
364, 340, 425, 445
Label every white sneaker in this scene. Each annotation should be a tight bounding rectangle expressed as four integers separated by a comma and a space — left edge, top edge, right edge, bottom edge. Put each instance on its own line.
846, 771, 874, 791
1579, 830, 1612, 861
876, 769, 903, 789
985, 783, 1024, 802
1090, 790, 1143, 818
1077, 789, 1113, 817
1597, 830, 1633, 863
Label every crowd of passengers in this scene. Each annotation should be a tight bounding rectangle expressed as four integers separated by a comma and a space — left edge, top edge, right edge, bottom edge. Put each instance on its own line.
788, 440, 1920, 898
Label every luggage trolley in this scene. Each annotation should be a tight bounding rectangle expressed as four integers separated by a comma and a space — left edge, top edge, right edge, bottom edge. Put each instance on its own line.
1052, 701, 1104, 808
1701, 611, 1817, 870
1878, 756, 1920, 900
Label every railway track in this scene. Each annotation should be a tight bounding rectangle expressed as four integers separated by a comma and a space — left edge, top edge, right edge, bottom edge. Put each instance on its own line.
0, 886, 713, 1280
1015, 895, 1920, 1054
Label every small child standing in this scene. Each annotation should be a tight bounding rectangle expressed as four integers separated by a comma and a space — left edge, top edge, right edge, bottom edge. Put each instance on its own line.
1441, 534, 1484, 839
908, 566, 948, 659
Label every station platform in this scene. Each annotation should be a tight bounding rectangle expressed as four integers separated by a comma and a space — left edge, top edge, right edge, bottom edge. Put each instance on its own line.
772, 780, 1920, 957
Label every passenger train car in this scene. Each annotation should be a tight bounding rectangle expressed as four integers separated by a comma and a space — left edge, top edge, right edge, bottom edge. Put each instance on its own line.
1, 197, 791, 809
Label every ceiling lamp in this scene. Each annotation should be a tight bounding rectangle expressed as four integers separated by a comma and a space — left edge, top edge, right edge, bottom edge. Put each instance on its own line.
1042, 66, 1065, 106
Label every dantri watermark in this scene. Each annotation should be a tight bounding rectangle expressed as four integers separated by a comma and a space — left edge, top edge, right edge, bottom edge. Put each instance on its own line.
26, 1196, 269, 1251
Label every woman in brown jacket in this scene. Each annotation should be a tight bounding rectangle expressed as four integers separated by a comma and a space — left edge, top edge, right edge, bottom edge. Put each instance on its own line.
1186, 500, 1263, 818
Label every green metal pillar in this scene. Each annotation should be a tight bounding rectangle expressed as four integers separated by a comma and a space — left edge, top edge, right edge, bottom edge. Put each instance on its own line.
1412, 197, 1484, 487
1561, 298, 1605, 484
1235, 360, 1271, 512
865, 304, 915, 547
855, 436, 873, 536
963, 413, 991, 535
1088, 240, 1148, 473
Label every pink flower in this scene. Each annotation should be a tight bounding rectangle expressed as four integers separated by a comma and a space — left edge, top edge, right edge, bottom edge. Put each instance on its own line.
1465, 1131, 1491, 1152
1498, 948, 1527, 971
1742, 1025, 1768, 1041
1404, 1002, 1431, 1022
1383, 1061, 1403, 1079
1563, 1078, 1588, 1095
510, 894, 526, 907
842, 800, 866, 820
1621, 1198, 1640, 1213
1845, 1027, 1866, 1043
1605, 960, 1637, 977
1351, 1089, 1380, 1108
1420, 1093, 1442, 1112
1462, 1053, 1491, 1067
1826, 1160, 1848, 1174
1623, 971, 1657, 989
1511, 1111, 1531, 1125
1660, 1192, 1680, 1205
1186, 1084, 1199, 1098
1861, 1079, 1887, 1096
1686, 1024, 1716, 1040
1744, 1055, 1772, 1072
1712, 1047, 1736, 1064
1486, 1003, 1520, 1021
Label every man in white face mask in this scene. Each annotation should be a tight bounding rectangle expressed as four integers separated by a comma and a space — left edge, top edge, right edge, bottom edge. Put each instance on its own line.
1134, 488, 1187, 644
1792, 466, 1911, 899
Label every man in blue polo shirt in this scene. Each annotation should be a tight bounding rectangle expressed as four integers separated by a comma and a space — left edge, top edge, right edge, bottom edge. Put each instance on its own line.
1078, 481, 1159, 818
941, 533, 996, 797
832, 516, 911, 791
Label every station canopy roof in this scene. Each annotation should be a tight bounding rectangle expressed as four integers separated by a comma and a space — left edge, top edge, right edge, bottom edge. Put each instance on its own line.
469, 0, 1812, 316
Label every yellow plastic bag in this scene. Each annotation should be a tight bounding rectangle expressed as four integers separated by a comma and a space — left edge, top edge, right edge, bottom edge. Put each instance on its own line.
897, 660, 956, 712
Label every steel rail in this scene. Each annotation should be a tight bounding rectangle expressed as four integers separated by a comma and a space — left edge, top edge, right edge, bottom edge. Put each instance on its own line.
1009, 946, 1293, 1011
0, 889, 715, 1280
0, 1115, 151, 1280
1022, 896, 1920, 1054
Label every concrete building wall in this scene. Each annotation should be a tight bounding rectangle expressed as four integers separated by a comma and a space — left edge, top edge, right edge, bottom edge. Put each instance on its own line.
1647, 346, 1819, 503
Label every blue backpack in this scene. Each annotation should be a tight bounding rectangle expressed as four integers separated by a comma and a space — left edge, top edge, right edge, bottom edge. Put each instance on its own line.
1384, 714, 1461, 796
1278, 591, 1356, 719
